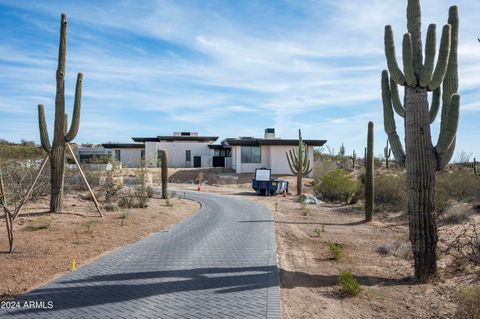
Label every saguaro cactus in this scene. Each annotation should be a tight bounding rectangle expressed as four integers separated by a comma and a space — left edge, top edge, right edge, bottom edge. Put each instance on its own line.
160, 150, 168, 199
339, 142, 345, 157
473, 158, 479, 176
352, 150, 357, 169
384, 140, 392, 169
365, 122, 374, 222
381, 1, 460, 282
38, 13, 83, 213
286, 129, 312, 196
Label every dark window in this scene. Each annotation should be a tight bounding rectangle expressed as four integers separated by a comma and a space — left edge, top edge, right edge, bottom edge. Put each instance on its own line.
115, 150, 121, 162
241, 146, 261, 163
140, 150, 145, 162
186, 150, 191, 162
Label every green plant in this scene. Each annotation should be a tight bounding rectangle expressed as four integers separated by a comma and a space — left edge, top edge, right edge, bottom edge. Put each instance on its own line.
339, 142, 345, 157
365, 122, 374, 221
286, 129, 312, 196
338, 270, 361, 297
313, 228, 321, 237
384, 140, 391, 169
381, 1, 460, 282
84, 219, 99, 234
329, 242, 345, 261
38, 14, 83, 213
455, 285, 480, 319
315, 169, 357, 204
351, 150, 356, 169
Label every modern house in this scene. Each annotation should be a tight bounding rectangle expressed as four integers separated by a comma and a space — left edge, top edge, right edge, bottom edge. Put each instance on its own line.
77, 129, 326, 177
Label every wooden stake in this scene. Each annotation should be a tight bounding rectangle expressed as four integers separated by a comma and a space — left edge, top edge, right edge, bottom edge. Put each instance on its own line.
66, 143, 102, 217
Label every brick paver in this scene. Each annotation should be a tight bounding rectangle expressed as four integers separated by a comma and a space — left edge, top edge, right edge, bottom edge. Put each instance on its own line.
1, 192, 281, 318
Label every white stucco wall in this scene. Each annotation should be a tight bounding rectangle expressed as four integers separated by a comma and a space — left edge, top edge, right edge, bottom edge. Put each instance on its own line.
230, 145, 314, 177
157, 141, 213, 168
111, 148, 143, 168
144, 142, 159, 168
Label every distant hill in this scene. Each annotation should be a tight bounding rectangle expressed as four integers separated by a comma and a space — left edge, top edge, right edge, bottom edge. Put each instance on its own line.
0, 139, 46, 160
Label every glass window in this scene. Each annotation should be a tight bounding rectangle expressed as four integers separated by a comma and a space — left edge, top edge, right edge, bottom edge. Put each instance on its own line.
114, 150, 121, 162
241, 146, 261, 163
140, 150, 145, 161
186, 150, 191, 162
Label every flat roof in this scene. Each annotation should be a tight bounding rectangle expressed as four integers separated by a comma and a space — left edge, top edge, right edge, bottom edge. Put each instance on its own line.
223, 138, 326, 147
132, 136, 218, 143
102, 143, 145, 149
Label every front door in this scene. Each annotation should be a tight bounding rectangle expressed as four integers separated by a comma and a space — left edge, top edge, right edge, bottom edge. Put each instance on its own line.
193, 156, 201, 168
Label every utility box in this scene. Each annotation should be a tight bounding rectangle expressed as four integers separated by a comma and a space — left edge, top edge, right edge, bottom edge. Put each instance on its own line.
251, 168, 289, 196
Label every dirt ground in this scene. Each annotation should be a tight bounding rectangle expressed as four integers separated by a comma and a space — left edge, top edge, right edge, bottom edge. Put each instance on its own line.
0, 194, 199, 300
171, 175, 480, 319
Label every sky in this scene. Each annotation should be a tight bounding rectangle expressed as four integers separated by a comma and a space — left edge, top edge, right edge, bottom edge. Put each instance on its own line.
0, 0, 479, 160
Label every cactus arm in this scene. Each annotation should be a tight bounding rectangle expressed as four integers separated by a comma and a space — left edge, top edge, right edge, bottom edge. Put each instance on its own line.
38, 104, 52, 153
64, 113, 68, 135
403, 33, 416, 86
384, 26, 406, 85
429, 87, 441, 124
286, 150, 298, 174
419, 24, 436, 87
390, 77, 406, 118
65, 73, 83, 142
381, 71, 406, 165
428, 24, 451, 91
407, 0, 423, 71
435, 94, 460, 165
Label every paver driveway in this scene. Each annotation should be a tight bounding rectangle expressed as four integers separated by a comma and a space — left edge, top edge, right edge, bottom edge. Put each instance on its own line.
1, 192, 281, 319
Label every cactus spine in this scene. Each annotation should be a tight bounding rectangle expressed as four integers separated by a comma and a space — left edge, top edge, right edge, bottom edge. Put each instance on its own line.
381, 1, 460, 282
352, 150, 356, 169
286, 129, 312, 196
38, 14, 83, 213
160, 150, 168, 199
384, 140, 392, 169
473, 158, 479, 176
365, 122, 374, 222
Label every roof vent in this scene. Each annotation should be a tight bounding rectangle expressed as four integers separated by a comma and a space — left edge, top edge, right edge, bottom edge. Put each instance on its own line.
264, 128, 276, 139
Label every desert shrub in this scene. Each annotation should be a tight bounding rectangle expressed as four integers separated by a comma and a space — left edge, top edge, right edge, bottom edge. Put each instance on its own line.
338, 270, 361, 297
374, 174, 406, 212
313, 159, 338, 180
101, 202, 119, 212
441, 207, 472, 224
24, 217, 51, 231
377, 240, 413, 260
146, 186, 154, 198
437, 172, 480, 203
117, 186, 150, 209
0, 141, 45, 160
329, 242, 345, 261
0, 160, 49, 204
455, 285, 480, 319
315, 169, 357, 204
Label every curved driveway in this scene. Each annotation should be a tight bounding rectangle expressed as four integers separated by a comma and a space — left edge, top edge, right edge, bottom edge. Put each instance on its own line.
2, 192, 281, 319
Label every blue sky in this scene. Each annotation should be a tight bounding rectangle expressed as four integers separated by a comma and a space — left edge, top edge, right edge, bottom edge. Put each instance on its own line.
0, 0, 479, 160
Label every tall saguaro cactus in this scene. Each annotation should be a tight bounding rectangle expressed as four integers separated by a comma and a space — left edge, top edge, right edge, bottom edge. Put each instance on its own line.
473, 158, 479, 176
365, 122, 374, 222
381, 1, 460, 282
38, 14, 83, 213
160, 150, 168, 199
286, 129, 312, 196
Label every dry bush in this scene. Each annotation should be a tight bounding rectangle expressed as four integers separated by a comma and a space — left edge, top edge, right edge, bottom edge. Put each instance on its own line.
440, 206, 472, 225
0, 160, 49, 204
24, 217, 51, 231
314, 159, 338, 180
374, 174, 406, 212
446, 224, 480, 266
377, 240, 413, 260
117, 186, 151, 209
455, 285, 480, 319
437, 172, 480, 203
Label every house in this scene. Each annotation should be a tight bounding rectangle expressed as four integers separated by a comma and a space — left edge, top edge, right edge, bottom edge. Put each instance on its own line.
217, 128, 326, 178
77, 129, 326, 177
101, 132, 218, 168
